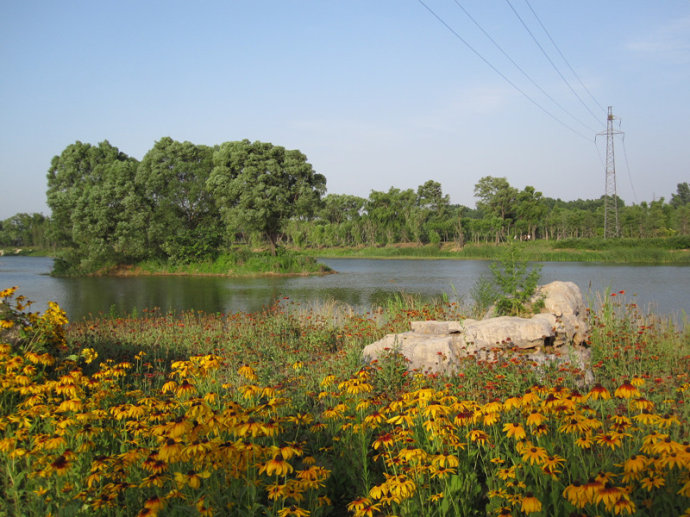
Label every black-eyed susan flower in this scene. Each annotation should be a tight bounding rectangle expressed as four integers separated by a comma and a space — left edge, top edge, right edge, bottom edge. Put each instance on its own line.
259, 456, 294, 477
563, 481, 587, 508
656, 413, 681, 428
633, 410, 659, 425
520, 493, 542, 514
158, 438, 183, 462
347, 498, 373, 512
503, 422, 526, 440
595, 482, 623, 510
621, 454, 648, 475
525, 411, 546, 427
640, 473, 665, 491
612, 496, 636, 515
614, 380, 641, 399
50, 454, 71, 475
595, 432, 625, 450
174, 469, 210, 489
521, 446, 547, 466
454, 410, 477, 427
467, 429, 490, 446
588, 383, 611, 400
141, 496, 166, 515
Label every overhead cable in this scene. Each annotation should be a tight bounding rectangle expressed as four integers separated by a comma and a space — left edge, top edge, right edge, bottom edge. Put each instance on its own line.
504, 0, 603, 126
524, 0, 607, 114
416, 0, 591, 141
621, 136, 639, 204
452, 0, 598, 133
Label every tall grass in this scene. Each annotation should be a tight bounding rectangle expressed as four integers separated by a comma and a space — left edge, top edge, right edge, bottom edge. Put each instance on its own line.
307, 241, 690, 265
135, 250, 332, 276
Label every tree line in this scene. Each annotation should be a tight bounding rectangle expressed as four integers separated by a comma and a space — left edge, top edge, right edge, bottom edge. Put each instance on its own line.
1, 137, 688, 270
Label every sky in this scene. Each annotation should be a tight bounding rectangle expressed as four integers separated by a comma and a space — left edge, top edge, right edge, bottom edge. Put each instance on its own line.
1, 0, 689, 219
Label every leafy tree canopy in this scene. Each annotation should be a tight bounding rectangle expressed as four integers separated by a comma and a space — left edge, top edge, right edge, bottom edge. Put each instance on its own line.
136, 137, 221, 263
46, 141, 141, 271
208, 140, 326, 254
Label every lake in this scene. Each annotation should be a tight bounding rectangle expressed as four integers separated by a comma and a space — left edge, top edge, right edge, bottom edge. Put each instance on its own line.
0, 256, 688, 322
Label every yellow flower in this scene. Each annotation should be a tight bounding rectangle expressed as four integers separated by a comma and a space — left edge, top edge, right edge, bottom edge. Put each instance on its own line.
614, 380, 641, 399
260, 456, 294, 477
525, 411, 546, 427
238, 364, 258, 381
521, 446, 548, 466
587, 383, 611, 400
595, 432, 625, 450
595, 483, 624, 510
347, 498, 373, 512
467, 429, 490, 446
158, 438, 183, 462
277, 506, 310, 517
563, 482, 587, 508
520, 493, 542, 514
80, 348, 98, 364
174, 469, 210, 489
432, 453, 459, 469
497, 466, 517, 480
621, 454, 648, 474
640, 474, 665, 491
503, 422, 526, 440
49, 454, 71, 475
0, 286, 18, 298
612, 496, 636, 515
195, 497, 214, 517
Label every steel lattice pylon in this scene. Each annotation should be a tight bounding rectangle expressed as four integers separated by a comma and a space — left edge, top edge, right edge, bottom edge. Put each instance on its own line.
597, 106, 623, 238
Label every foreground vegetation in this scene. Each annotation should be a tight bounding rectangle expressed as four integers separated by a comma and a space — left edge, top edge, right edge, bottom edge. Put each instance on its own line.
1, 285, 689, 516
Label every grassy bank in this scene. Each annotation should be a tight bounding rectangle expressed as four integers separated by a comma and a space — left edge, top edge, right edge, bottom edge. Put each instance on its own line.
132, 251, 331, 277
1, 286, 690, 516
56, 250, 333, 278
302, 238, 690, 265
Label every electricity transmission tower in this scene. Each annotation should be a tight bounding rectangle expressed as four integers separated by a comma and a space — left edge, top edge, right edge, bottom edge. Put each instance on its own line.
596, 106, 623, 238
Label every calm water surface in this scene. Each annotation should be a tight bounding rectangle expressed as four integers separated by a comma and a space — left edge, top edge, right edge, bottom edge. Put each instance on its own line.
1, 256, 688, 321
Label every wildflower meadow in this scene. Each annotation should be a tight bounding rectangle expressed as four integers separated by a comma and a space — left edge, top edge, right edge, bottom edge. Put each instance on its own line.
1, 286, 689, 516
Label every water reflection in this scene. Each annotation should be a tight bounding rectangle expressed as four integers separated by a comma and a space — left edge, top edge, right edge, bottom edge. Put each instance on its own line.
1, 255, 688, 321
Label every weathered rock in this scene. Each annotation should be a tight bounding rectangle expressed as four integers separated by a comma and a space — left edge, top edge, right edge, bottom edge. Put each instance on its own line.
459, 315, 555, 350
533, 281, 589, 346
410, 321, 463, 334
361, 332, 460, 374
362, 281, 591, 379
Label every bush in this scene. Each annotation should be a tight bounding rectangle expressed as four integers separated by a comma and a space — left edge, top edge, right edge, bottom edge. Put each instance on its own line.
476, 243, 542, 317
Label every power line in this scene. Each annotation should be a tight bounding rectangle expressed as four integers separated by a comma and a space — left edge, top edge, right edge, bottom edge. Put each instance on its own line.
451, 0, 599, 133
416, 0, 591, 141
621, 136, 639, 204
523, 0, 607, 114
504, 0, 603, 126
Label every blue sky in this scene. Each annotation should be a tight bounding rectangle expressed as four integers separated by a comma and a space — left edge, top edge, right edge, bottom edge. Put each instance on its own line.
1, 0, 689, 219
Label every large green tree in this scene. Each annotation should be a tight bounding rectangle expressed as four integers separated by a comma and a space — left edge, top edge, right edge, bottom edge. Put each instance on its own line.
0, 213, 50, 248
46, 141, 142, 271
671, 182, 690, 208
474, 176, 518, 242
208, 140, 326, 254
135, 137, 221, 263
515, 186, 546, 240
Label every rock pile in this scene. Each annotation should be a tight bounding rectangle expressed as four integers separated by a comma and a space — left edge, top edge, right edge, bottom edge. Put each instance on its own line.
362, 281, 592, 381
